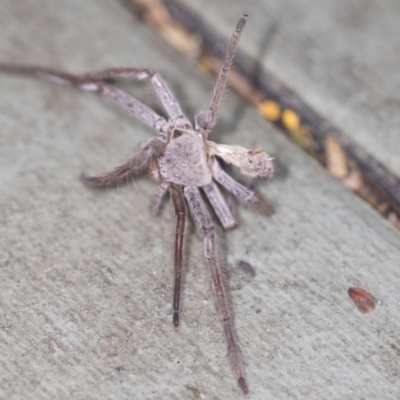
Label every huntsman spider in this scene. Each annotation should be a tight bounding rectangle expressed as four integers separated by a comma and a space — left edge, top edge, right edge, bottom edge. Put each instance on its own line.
0, 15, 274, 395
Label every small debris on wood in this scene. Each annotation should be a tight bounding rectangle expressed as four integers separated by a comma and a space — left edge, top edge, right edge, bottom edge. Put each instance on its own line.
229, 260, 256, 290
282, 108, 301, 133
348, 287, 375, 313
344, 169, 363, 191
237, 260, 256, 278
258, 100, 281, 122
388, 211, 400, 229
128, 0, 201, 55
325, 135, 348, 178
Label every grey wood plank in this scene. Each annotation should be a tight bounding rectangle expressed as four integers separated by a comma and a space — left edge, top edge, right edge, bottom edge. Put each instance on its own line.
1, 1, 399, 399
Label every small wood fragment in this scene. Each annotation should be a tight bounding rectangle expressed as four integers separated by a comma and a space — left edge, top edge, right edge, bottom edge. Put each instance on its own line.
348, 287, 375, 313
388, 211, 400, 229
129, 0, 201, 55
325, 135, 348, 178
344, 169, 363, 191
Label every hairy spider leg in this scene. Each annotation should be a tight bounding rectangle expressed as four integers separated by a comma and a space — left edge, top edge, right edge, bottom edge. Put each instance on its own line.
202, 181, 236, 230
195, 14, 248, 137
81, 67, 192, 129
169, 184, 186, 327
211, 159, 273, 216
151, 182, 171, 216
81, 136, 167, 188
184, 186, 249, 396
0, 64, 174, 136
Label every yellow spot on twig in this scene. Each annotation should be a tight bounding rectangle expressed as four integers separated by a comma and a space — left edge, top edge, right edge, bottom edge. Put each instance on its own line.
258, 100, 281, 122
282, 109, 300, 132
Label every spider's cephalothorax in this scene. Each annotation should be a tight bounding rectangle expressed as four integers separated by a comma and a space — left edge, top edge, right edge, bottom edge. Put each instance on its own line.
157, 130, 213, 186
0, 15, 273, 396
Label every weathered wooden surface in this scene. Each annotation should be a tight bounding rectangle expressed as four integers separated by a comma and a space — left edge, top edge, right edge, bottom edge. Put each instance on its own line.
1, 1, 399, 399
181, 0, 400, 178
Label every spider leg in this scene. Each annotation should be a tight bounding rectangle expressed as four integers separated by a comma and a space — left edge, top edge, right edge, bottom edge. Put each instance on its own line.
82, 136, 166, 188
81, 68, 192, 129
202, 181, 236, 230
183, 186, 249, 396
151, 182, 171, 216
221, 185, 239, 221
195, 15, 248, 137
211, 159, 273, 215
0, 64, 173, 136
169, 184, 186, 328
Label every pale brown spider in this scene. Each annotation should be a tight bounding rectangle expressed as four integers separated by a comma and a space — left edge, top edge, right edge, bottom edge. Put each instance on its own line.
0, 15, 274, 395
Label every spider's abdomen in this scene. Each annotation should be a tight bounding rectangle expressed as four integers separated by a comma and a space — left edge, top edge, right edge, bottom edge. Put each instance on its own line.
158, 132, 212, 187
